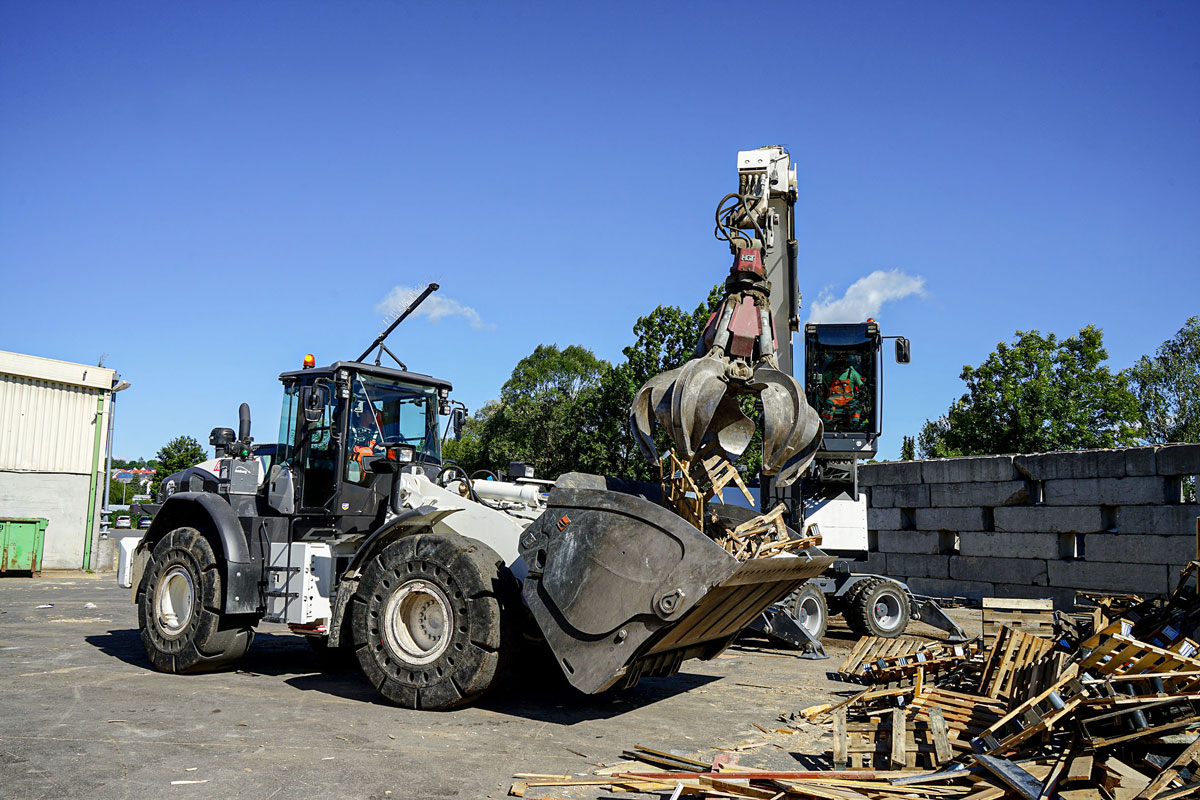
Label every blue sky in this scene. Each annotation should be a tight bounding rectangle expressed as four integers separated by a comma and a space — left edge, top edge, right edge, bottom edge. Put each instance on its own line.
2, 1, 1197, 462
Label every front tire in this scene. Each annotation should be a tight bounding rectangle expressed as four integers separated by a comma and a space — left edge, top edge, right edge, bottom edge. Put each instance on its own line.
137, 527, 255, 673
351, 532, 516, 710
845, 578, 911, 638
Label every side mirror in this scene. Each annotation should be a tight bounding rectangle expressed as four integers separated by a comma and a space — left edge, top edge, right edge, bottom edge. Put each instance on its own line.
895, 337, 911, 364
301, 385, 327, 423
451, 407, 467, 440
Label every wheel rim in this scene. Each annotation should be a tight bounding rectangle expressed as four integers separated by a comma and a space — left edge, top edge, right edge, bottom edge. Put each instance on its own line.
873, 592, 903, 631
383, 580, 453, 666
156, 566, 194, 636
796, 594, 823, 636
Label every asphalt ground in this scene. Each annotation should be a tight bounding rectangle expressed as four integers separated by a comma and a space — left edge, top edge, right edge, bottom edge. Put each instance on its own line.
0, 572, 979, 799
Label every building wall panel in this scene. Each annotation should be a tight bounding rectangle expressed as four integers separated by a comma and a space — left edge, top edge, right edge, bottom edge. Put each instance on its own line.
0, 374, 108, 474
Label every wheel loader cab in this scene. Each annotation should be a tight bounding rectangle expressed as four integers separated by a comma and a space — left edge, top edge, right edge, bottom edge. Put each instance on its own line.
275, 361, 451, 535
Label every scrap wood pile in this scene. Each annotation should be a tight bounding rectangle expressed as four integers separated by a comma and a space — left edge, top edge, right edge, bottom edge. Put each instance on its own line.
512, 563, 1200, 799
659, 448, 821, 561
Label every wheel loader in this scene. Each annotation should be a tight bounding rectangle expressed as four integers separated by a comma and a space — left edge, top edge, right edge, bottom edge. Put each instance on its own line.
127, 278, 835, 709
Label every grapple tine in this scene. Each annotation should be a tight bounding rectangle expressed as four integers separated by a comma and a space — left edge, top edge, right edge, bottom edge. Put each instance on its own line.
705, 394, 755, 461
669, 356, 728, 460
753, 365, 823, 483
630, 367, 681, 463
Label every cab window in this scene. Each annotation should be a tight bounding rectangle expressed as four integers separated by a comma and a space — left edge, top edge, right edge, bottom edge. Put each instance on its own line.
344, 375, 441, 485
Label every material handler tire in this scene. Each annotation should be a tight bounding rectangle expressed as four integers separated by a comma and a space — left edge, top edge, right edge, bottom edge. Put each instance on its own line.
786, 580, 829, 642
845, 577, 910, 638
137, 527, 255, 673
351, 532, 517, 710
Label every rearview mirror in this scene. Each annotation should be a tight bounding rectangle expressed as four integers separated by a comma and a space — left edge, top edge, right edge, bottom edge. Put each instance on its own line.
451, 407, 467, 440
895, 337, 911, 364
301, 385, 328, 423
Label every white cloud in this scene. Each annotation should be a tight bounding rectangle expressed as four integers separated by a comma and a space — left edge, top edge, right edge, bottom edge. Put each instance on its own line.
806, 269, 927, 323
376, 285, 492, 330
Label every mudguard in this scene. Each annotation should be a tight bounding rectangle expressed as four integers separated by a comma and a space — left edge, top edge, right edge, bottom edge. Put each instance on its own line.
519, 483, 835, 694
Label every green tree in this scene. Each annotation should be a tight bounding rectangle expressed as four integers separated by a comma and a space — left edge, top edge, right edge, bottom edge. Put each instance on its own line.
445, 287, 725, 483
918, 326, 1140, 458
1125, 316, 1200, 445
149, 435, 208, 496
444, 345, 610, 479
900, 435, 916, 461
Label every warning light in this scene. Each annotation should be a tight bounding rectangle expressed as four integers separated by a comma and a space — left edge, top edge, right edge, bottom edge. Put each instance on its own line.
866, 318, 876, 323
302, 354, 315, 369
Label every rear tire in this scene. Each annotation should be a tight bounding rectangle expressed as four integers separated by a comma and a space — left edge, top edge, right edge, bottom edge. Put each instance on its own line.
845, 578, 910, 638
787, 580, 829, 641
351, 532, 517, 710
137, 527, 255, 673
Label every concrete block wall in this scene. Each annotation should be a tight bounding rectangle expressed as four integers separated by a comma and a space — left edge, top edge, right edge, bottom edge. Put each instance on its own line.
859, 444, 1200, 607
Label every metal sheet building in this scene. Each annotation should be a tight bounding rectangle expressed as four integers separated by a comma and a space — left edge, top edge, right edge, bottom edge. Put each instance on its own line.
0, 350, 116, 569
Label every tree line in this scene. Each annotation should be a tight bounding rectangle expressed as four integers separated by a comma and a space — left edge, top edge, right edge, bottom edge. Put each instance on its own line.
139, 309, 1198, 487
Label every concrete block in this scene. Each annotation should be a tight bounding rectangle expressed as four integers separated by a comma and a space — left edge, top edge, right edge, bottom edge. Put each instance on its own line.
877, 530, 942, 555
1125, 447, 1158, 477
1047, 560, 1170, 595
868, 484, 930, 509
994, 506, 1104, 533
990, 583, 1076, 610
928, 481, 1030, 508
885, 553, 949, 579
920, 455, 1016, 484
1043, 477, 1170, 506
914, 507, 988, 532
949, 556, 1048, 585
959, 531, 1060, 560
1157, 443, 1200, 476
858, 460, 924, 487
1014, 449, 1128, 480
906, 577, 994, 601
867, 507, 904, 531
1084, 533, 1197, 566
1119, 504, 1200, 535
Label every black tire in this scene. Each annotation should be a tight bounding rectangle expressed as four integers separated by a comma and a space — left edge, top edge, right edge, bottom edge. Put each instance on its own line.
351, 532, 517, 710
786, 580, 829, 641
137, 527, 255, 673
845, 577, 911, 638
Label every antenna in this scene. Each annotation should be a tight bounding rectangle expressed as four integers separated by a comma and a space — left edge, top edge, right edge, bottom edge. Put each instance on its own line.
356, 283, 439, 366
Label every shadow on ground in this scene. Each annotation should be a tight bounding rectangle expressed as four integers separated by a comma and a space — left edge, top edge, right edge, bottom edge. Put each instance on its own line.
86, 627, 723, 722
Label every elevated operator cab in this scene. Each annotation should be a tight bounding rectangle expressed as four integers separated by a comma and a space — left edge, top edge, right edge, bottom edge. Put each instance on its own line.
274, 360, 452, 536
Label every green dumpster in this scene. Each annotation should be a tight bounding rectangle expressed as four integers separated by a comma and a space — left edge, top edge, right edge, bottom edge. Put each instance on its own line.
1, 518, 48, 574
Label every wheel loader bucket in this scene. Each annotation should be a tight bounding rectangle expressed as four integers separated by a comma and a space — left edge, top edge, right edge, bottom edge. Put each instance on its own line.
518, 476, 835, 695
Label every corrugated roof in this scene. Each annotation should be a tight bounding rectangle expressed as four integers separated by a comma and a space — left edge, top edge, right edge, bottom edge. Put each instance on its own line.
0, 350, 116, 391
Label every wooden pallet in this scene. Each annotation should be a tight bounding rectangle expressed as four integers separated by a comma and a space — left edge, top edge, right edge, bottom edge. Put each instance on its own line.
973, 664, 1091, 753
908, 688, 1006, 752
977, 625, 1061, 705
981, 597, 1055, 648
831, 706, 953, 770
838, 635, 929, 679
1077, 633, 1200, 692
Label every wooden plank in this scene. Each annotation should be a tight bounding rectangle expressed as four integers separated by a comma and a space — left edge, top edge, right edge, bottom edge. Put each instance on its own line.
833, 709, 847, 769
1135, 735, 1200, 799
890, 708, 906, 769
1066, 753, 1094, 784
983, 597, 1053, 611
928, 707, 952, 765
